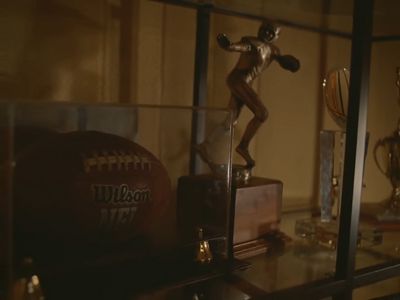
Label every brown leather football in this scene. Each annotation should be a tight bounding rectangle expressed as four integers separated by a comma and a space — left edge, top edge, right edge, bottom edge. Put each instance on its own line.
14, 130, 172, 261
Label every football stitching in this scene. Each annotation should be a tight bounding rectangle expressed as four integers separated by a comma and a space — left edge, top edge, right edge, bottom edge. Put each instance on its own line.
81, 150, 152, 173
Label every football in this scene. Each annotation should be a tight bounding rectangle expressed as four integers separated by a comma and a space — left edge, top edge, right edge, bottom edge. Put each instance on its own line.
14, 130, 172, 261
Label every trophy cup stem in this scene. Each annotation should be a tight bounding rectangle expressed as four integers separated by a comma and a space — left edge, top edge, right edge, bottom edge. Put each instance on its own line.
389, 187, 400, 211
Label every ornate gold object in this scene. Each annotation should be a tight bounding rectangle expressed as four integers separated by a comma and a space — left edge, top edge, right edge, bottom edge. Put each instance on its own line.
374, 126, 400, 211
195, 228, 213, 264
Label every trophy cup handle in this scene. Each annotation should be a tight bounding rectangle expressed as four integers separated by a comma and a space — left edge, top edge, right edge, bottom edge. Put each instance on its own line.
374, 139, 389, 177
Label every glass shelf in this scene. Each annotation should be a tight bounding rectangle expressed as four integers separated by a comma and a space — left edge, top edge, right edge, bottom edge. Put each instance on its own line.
354, 276, 400, 300
229, 210, 400, 297
154, 0, 400, 40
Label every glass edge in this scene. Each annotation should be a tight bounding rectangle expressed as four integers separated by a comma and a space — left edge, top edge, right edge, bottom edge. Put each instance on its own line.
152, 0, 400, 40
0, 99, 230, 113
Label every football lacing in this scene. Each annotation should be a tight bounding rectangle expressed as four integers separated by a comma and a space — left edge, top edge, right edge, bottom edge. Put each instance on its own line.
82, 150, 152, 173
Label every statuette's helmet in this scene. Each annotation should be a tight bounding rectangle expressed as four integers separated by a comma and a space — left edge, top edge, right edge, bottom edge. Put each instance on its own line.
258, 21, 280, 42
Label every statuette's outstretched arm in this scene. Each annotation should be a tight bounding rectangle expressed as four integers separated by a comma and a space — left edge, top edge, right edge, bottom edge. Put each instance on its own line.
217, 33, 252, 53
273, 53, 300, 72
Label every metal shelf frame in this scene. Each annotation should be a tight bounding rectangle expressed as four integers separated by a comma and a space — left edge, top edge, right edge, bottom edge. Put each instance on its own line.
175, 0, 400, 298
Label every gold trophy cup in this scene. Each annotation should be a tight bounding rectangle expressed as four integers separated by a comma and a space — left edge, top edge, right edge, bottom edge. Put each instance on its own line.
374, 122, 400, 218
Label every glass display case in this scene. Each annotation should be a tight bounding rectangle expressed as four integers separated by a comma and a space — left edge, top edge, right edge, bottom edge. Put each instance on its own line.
154, 0, 400, 38
2, 0, 400, 299
0, 101, 248, 299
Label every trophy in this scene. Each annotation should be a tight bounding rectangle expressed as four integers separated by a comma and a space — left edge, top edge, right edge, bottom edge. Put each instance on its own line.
295, 68, 349, 248
178, 21, 300, 258
371, 67, 400, 221
374, 123, 400, 218
295, 68, 381, 249
320, 68, 349, 222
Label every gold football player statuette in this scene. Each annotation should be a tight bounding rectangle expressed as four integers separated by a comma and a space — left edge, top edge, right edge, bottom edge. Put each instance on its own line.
196, 21, 300, 172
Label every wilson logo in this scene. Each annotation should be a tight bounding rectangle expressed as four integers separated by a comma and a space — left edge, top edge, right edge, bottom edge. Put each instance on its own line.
91, 184, 151, 231
92, 184, 151, 204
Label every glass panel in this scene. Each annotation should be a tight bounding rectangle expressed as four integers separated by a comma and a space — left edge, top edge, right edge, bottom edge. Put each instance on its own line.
156, 0, 400, 38
1, 1, 121, 103
3, 101, 236, 299
357, 41, 400, 271
353, 277, 400, 300
373, 0, 400, 38
210, 0, 353, 37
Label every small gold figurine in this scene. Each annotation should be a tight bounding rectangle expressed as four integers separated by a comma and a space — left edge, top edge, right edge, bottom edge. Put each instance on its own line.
195, 228, 213, 264
11, 257, 45, 300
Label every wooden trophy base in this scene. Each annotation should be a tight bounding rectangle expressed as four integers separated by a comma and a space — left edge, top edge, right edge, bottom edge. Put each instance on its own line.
233, 230, 291, 259
232, 177, 286, 258
177, 175, 286, 258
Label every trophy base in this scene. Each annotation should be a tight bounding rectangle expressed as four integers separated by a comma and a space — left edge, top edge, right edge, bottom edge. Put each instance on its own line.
233, 230, 291, 259
295, 218, 383, 249
177, 175, 284, 258
361, 202, 400, 231
232, 177, 285, 258
233, 177, 283, 245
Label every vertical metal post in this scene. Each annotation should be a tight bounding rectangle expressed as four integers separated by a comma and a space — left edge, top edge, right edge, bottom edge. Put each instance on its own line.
189, 7, 210, 174
334, 0, 374, 298
119, 0, 134, 103
78, 106, 87, 131
0, 104, 14, 299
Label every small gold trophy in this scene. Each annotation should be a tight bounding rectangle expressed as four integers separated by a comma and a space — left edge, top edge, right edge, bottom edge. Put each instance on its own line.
195, 228, 213, 264
11, 258, 45, 300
